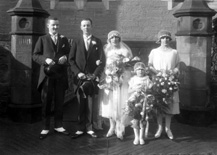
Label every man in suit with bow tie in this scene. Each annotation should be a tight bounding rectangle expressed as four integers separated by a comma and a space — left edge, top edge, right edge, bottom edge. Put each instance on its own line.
33, 17, 70, 139
69, 18, 105, 138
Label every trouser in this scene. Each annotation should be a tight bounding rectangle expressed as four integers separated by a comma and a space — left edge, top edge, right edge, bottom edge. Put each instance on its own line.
41, 78, 65, 130
77, 94, 95, 132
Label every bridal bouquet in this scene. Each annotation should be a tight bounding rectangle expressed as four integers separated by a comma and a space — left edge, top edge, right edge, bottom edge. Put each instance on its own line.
98, 56, 141, 91
151, 70, 179, 115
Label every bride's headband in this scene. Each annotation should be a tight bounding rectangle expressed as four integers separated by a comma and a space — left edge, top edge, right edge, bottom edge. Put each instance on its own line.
107, 30, 121, 41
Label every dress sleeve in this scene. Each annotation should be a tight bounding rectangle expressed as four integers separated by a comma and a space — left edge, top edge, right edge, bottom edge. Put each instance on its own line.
148, 49, 154, 65
175, 50, 180, 66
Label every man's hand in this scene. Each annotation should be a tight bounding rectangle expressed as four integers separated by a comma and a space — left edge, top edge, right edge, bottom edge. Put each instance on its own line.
45, 58, 55, 65
58, 55, 67, 64
78, 72, 86, 79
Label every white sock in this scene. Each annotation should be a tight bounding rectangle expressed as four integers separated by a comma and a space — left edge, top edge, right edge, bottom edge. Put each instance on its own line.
54, 127, 65, 132
76, 131, 84, 135
87, 131, 94, 134
41, 130, 49, 134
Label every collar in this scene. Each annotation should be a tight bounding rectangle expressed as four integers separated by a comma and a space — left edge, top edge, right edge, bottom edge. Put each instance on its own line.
83, 34, 92, 40
49, 33, 58, 37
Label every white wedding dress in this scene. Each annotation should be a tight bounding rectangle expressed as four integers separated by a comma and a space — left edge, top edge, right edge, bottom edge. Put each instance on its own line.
99, 43, 133, 138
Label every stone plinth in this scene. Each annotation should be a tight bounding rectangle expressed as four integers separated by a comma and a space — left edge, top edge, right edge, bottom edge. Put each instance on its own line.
173, 0, 216, 126
7, 0, 49, 123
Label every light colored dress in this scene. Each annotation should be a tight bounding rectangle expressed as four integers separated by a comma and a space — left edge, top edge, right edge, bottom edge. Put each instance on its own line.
148, 47, 180, 114
99, 44, 132, 137
122, 75, 153, 127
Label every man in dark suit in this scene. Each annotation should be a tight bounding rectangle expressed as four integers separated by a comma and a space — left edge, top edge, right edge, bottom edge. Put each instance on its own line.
69, 18, 105, 138
33, 17, 70, 139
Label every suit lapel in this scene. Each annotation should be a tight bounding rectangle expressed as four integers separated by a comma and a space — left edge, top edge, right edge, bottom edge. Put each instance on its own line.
79, 36, 88, 58
87, 36, 95, 59
56, 34, 62, 53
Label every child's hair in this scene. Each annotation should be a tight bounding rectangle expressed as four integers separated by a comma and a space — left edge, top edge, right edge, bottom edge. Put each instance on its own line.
134, 62, 146, 72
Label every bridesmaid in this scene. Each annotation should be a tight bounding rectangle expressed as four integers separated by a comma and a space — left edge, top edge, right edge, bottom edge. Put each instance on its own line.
148, 30, 180, 140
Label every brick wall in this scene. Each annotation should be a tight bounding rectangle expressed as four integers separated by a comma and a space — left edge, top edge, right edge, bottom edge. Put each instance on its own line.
1, 0, 177, 46
38, 0, 177, 43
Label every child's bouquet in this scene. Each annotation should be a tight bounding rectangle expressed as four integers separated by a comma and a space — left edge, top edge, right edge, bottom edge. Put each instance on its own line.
123, 91, 154, 118
122, 89, 155, 128
150, 70, 180, 115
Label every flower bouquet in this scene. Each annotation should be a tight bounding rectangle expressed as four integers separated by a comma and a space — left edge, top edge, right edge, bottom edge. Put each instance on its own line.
122, 90, 155, 136
98, 56, 141, 92
150, 70, 180, 115
123, 91, 154, 119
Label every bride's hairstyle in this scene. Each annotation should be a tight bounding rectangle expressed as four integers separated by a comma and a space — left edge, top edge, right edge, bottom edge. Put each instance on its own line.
104, 30, 132, 58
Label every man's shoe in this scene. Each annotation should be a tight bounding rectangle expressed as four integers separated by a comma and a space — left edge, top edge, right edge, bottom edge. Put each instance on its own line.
71, 131, 84, 139
87, 131, 98, 138
39, 133, 48, 140
54, 130, 70, 135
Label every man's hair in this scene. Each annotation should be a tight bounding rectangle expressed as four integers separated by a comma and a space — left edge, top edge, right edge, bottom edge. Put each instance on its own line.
47, 16, 59, 24
81, 18, 93, 25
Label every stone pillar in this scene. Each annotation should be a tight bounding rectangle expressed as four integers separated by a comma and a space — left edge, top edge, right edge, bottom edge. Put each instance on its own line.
173, 0, 216, 126
7, 0, 49, 123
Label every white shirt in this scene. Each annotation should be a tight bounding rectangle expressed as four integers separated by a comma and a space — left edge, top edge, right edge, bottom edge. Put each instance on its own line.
83, 35, 92, 50
50, 33, 58, 44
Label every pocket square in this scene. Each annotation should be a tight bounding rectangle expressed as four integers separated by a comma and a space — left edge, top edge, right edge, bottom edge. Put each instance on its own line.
62, 44, 65, 48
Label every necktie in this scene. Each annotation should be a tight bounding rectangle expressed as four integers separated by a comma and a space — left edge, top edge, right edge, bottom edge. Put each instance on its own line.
51, 34, 57, 44
84, 37, 90, 51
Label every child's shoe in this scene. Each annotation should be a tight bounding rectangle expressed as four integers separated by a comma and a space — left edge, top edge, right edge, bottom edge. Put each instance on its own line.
139, 138, 145, 145
133, 138, 139, 145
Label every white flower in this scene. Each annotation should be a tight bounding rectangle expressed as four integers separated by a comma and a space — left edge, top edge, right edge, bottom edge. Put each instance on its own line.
132, 56, 141, 61
162, 89, 167, 93
95, 77, 99, 82
96, 60, 101, 66
161, 82, 164, 85
92, 40, 97, 45
105, 76, 112, 83
105, 69, 111, 75
123, 58, 130, 63
169, 87, 173, 91
157, 72, 162, 76
104, 89, 110, 95
60, 35, 64, 38
106, 59, 113, 65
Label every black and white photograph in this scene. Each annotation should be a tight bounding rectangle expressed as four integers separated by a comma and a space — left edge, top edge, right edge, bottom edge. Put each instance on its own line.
0, 0, 217, 155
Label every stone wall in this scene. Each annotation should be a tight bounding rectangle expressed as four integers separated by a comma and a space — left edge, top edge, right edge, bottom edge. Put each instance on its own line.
38, 0, 177, 43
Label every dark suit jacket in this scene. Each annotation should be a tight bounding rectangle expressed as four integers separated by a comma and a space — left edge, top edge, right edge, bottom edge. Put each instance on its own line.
69, 35, 105, 93
33, 34, 70, 91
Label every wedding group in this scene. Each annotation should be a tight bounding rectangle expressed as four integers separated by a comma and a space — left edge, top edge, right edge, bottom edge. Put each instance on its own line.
32, 16, 180, 146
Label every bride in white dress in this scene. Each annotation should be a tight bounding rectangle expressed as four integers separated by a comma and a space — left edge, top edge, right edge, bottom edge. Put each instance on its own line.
99, 30, 133, 140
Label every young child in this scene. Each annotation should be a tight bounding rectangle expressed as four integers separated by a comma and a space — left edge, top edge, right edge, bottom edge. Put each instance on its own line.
123, 62, 153, 145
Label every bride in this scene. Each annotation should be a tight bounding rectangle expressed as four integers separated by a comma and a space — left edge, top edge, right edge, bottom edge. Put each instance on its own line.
99, 30, 133, 140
